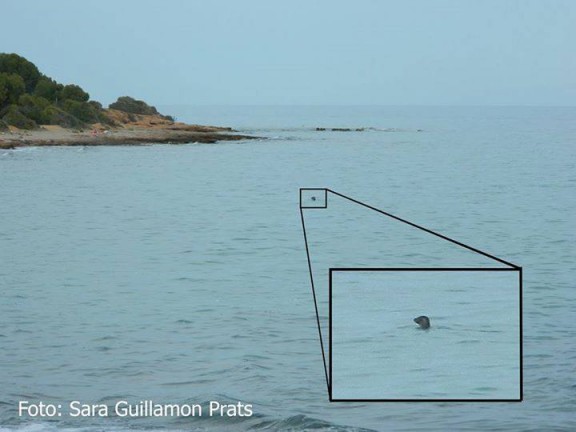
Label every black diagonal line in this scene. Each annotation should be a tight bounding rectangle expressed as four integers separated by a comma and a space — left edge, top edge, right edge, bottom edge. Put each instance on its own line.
327, 189, 519, 269
299, 207, 330, 394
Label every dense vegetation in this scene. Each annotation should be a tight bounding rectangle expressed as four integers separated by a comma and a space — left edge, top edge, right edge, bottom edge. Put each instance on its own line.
0, 53, 172, 130
110, 96, 173, 121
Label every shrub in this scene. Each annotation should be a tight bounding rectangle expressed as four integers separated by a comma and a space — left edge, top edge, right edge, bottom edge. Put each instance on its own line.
2, 105, 38, 129
42, 105, 84, 128
88, 100, 103, 110
61, 100, 100, 123
86, 100, 117, 125
18, 94, 51, 124
109, 96, 159, 115
97, 111, 116, 126
0, 119, 8, 130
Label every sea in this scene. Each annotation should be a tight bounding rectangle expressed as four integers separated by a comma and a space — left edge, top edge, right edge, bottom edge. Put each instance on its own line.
0, 106, 574, 431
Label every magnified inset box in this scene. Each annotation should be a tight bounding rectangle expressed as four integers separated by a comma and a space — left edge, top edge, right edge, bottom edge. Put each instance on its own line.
300, 188, 327, 209
329, 268, 522, 402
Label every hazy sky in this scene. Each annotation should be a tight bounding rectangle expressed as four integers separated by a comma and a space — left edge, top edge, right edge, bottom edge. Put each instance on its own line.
1, 0, 574, 106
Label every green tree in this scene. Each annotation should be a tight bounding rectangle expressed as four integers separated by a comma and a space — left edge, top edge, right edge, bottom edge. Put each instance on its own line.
0, 83, 6, 108
18, 94, 51, 124
61, 100, 99, 123
109, 96, 159, 115
0, 53, 41, 92
0, 73, 26, 107
34, 76, 64, 102
59, 84, 89, 102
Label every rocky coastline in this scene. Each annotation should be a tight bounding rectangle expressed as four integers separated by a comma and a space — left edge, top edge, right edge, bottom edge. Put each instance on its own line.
0, 112, 257, 150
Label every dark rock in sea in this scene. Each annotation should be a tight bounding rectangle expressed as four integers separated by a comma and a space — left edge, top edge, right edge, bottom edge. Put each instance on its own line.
315, 127, 366, 132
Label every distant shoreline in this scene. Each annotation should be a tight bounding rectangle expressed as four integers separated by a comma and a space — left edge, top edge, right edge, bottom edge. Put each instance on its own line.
0, 121, 258, 150
0, 53, 259, 149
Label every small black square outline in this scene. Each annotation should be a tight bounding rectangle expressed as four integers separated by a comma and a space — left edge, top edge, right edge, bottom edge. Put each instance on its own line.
329, 267, 523, 403
300, 188, 328, 209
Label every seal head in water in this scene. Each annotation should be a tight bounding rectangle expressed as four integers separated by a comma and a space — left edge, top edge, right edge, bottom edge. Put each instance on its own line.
414, 315, 430, 329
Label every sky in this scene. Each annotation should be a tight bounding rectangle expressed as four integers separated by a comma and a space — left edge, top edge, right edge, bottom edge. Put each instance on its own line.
1, 0, 574, 106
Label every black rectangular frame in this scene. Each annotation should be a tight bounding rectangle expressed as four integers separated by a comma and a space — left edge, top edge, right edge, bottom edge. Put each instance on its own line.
300, 188, 328, 209
328, 267, 523, 402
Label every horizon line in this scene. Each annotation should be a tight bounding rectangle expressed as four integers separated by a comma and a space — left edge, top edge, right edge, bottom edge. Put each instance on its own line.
154, 103, 576, 108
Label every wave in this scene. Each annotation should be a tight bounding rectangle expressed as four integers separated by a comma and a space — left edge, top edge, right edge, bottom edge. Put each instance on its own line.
0, 413, 377, 432
247, 414, 377, 431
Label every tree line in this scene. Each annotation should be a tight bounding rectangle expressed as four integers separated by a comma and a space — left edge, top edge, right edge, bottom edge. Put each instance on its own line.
0, 53, 172, 130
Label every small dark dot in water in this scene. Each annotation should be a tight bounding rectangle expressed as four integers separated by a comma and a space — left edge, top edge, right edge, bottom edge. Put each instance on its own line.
311, 196, 316, 201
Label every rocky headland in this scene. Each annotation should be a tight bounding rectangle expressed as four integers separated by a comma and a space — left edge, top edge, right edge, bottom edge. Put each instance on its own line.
0, 54, 256, 149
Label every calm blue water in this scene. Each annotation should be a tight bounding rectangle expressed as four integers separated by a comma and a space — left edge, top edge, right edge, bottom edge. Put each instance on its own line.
330, 270, 519, 400
0, 106, 575, 431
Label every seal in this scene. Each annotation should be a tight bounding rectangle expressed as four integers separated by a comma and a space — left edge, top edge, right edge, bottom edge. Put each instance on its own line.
414, 315, 430, 329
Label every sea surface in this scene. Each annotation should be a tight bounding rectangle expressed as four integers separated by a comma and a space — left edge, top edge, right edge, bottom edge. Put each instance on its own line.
0, 106, 574, 431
